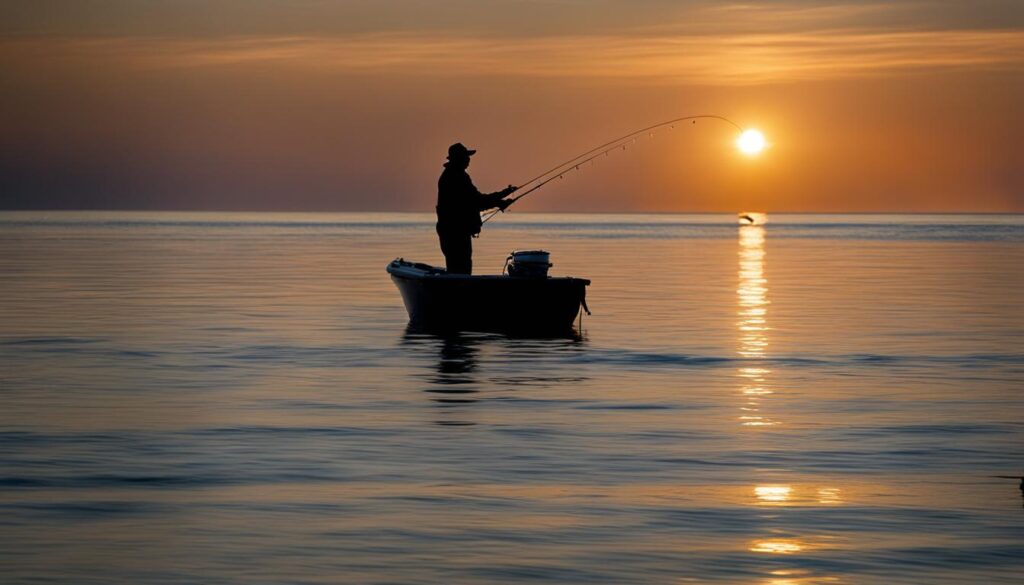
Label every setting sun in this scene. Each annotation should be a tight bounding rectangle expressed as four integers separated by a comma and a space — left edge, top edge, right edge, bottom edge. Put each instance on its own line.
737, 129, 767, 155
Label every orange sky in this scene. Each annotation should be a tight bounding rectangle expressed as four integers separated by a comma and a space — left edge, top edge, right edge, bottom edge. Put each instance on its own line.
1, 1, 1022, 212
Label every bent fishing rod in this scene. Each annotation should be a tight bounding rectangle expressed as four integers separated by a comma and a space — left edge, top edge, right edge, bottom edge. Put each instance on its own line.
482, 114, 745, 224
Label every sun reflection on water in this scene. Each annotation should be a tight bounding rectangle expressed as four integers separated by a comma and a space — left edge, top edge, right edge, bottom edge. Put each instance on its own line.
749, 539, 805, 554
738, 221, 776, 426
751, 484, 845, 507
817, 487, 843, 504
755, 484, 793, 503
764, 576, 842, 585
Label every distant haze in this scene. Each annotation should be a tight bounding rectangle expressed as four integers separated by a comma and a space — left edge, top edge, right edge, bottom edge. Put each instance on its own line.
2, 0, 1022, 212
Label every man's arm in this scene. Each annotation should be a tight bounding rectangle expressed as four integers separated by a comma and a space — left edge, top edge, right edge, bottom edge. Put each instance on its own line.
477, 185, 518, 211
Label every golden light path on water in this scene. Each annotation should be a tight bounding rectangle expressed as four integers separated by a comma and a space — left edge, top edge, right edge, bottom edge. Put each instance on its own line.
739, 215, 846, 577
737, 219, 775, 427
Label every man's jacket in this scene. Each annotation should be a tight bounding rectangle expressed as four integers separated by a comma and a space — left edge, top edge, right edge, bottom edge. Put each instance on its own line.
436, 163, 504, 236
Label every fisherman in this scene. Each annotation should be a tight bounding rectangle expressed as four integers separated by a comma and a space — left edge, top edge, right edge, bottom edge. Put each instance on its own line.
436, 143, 517, 274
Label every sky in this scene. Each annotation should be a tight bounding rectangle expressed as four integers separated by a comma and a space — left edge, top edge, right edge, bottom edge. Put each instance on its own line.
1, 0, 1022, 212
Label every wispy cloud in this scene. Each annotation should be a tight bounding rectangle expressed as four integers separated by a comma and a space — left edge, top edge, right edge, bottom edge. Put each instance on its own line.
5, 28, 1024, 85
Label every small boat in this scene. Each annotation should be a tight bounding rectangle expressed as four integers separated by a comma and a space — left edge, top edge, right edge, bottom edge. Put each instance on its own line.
387, 251, 590, 333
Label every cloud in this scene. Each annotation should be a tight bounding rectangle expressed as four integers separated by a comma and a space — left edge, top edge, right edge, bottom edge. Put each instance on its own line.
5, 27, 1023, 85
5, 1, 1023, 38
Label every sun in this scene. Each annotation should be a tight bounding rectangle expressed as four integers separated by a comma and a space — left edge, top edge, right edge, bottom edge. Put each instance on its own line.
737, 129, 767, 155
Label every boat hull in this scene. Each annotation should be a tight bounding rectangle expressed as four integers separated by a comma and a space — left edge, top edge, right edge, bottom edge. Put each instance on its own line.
387, 259, 590, 333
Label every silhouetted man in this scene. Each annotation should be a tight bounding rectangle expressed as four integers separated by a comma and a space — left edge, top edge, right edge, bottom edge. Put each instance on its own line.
436, 143, 517, 274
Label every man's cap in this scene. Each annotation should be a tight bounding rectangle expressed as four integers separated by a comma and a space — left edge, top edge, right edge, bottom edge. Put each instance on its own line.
448, 142, 476, 159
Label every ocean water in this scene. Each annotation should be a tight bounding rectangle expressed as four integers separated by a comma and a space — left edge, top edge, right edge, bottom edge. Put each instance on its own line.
1, 212, 1022, 584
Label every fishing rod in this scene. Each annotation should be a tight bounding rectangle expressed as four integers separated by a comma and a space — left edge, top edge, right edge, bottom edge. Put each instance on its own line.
481, 114, 745, 224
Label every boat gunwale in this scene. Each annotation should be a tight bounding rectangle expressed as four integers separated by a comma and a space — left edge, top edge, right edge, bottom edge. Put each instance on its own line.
387, 259, 590, 285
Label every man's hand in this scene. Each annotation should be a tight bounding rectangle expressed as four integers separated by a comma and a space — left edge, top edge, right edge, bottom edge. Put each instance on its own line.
502, 185, 518, 196
498, 198, 513, 211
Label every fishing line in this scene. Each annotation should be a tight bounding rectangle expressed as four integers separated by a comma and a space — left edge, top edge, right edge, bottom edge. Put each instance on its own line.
482, 114, 744, 224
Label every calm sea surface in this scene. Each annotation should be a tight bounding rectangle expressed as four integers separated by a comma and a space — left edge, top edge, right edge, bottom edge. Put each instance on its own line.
1, 212, 1022, 584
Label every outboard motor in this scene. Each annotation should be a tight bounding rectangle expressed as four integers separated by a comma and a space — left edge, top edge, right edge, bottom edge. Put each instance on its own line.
506, 250, 551, 278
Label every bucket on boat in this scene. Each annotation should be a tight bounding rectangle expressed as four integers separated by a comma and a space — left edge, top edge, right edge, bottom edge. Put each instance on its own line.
506, 250, 551, 278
